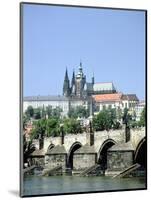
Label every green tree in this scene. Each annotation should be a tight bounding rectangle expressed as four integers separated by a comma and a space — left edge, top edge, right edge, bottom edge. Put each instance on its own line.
68, 106, 89, 118
23, 134, 35, 165
41, 105, 46, 119
30, 119, 46, 139
25, 106, 34, 118
23, 115, 29, 130
140, 107, 146, 126
33, 108, 41, 119
92, 108, 118, 131
46, 105, 53, 118
52, 107, 62, 119
63, 118, 82, 134
46, 118, 60, 137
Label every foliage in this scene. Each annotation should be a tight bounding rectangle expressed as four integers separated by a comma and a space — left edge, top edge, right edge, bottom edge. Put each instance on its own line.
63, 118, 82, 134
23, 115, 29, 130
68, 106, 89, 118
23, 134, 35, 165
46, 118, 60, 137
92, 108, 119, 131
33, 108, 41, 119
30, 119, 47, 140
25, 106, 34, 118
140, 107, 146, 126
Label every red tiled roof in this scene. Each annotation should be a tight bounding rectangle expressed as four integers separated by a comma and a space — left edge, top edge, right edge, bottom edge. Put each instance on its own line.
92, 93, 122, 102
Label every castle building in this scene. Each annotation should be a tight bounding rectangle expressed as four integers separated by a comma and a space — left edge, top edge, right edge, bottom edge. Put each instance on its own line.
23, 62, 139, 117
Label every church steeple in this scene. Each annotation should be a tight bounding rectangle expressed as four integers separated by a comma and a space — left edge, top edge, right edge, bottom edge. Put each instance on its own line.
71, 70, 75, 86
92, 72, 95, 85
63, 68, 70, 97
71, 70, 76, 95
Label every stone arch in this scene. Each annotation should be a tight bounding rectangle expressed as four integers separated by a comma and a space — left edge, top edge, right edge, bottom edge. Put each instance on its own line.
67, 142, 82, 169
134, 137, 146, 169
97, 139, 116, 170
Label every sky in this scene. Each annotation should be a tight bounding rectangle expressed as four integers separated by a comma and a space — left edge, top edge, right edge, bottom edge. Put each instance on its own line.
23, 4, 146, 100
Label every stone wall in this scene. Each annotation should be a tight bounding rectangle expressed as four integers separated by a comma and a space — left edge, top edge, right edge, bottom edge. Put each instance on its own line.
30, 156, 45, 166
107, 151, 134, 171
45, 154, 67, 170
73, 153, 97, 170
130, 127, 145, 149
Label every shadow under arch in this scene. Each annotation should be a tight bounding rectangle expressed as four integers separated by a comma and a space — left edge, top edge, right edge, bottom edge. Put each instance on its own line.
97, 139, 116, 170
134, 137, 146, 169
67, 142, 82, 169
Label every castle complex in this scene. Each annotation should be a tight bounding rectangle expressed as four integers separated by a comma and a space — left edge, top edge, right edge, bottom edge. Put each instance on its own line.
24, 62, 141, 118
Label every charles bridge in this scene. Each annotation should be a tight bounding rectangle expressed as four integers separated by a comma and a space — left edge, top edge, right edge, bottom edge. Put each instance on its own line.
30, 126, 146, 176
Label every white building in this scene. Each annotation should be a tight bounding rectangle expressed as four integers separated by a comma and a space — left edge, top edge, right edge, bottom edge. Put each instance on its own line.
135, 101, 145, 121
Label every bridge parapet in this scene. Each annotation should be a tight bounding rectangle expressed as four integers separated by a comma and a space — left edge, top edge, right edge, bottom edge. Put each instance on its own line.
94, 128, 125, 153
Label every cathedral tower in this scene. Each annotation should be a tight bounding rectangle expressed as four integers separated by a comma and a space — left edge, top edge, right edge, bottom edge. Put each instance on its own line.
63, 68, 70, 97
75, 62, 86, 98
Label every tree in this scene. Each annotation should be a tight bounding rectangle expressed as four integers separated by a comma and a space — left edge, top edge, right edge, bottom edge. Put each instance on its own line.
46, 105, 53, 118
33, 108, 41, 119
46, 118, 60, 137
30, 119, 46, 139
23, 134, 35, 166
41, 105, 46, 119
68, 106, 89, 118
92, 108, 119, 131
140, 107, 146, 126
25, 106, 34, 118
23, 115, 29, 130
63, 118, 82, 134
52, 107, 62, 119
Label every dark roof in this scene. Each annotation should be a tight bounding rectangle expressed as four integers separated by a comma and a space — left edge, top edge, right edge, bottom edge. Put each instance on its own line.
24, 95, 69, 101
74, 144, 96, 154
108, 142, 134, 151
121, 94, 139, 101
46, 145, 67, 154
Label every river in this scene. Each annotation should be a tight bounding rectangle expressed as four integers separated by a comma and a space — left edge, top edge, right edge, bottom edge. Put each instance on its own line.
23, 175, 146, 196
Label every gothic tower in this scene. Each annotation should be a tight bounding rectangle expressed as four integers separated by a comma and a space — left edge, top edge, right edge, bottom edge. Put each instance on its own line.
63, 68, 70, 97
75, 62, 86, 98
71, 70, 76, 96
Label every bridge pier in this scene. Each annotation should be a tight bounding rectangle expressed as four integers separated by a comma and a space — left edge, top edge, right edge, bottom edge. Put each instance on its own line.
105, 142, 134, 176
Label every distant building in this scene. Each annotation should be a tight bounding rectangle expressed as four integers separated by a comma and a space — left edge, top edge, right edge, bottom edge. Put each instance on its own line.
135, 100, 145, 121
92, 93, 139, 115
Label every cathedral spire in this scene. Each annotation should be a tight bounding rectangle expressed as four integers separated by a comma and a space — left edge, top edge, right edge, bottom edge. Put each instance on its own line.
71, 70, 76, 95
71, 70, 75, 86
92, 72, 95, 85
63, 68, 70, 97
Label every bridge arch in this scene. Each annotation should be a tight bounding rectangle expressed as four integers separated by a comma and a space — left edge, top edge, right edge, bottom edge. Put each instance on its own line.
134, 137, 146, 169
97, 139, 116, 170
67, 142, 82, 169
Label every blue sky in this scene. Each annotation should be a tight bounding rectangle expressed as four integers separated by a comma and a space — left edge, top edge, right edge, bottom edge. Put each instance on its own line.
23, 4, 146, 100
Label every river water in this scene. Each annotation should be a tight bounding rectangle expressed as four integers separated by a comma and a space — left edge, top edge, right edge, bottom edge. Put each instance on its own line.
23, 175, 146, 196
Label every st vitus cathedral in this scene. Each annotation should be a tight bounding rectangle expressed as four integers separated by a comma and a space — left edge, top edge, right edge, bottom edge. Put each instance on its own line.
63, 62, 116, 99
